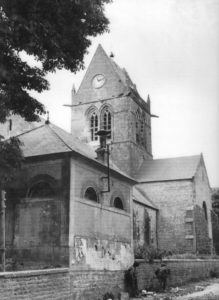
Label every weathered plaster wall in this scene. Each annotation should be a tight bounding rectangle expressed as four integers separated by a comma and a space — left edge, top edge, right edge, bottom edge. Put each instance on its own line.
140, 180, 194, 252
69, 157, 134, 271
133, 201, 157, 249
3, 157, 69, 267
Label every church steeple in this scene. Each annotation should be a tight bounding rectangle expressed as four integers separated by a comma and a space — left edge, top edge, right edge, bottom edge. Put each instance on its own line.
70, 44, 152, 176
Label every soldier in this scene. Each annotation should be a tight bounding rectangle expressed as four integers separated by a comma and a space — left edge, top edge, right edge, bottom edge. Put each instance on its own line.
155, 262, 170, 291
125, 261, 139, 297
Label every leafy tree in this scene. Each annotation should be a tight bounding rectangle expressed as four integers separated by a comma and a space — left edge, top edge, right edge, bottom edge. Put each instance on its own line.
0, 137, 23, 187
0, 1, 111, 268
0, 0, 111, 180
0, 0, 111, 122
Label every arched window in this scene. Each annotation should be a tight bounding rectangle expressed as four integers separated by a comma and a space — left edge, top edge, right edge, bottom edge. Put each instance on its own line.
114, 197, 124, 210
135, 110, 140, 144
101, 106, 112, 139
90, 111, 99, 141
84, 187, 98, 202
136, 110, 147, 148
203, 201, 208, 221
28, 181, 55, 198
140, 119, 145, 146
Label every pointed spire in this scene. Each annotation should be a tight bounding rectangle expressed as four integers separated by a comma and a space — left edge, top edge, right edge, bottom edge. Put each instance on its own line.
71, 83, 76, 95
71, 83, 76, 104
147, 94, 151, 104
45, 111, 50, 124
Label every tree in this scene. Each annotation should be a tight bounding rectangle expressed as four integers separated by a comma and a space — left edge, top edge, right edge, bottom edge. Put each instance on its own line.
0, 0, 111, 271
0, 136, 23, 271
0, 0, 111, 122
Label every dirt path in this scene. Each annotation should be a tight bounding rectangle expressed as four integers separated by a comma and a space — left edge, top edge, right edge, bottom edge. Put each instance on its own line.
175, 282, 219, 299
131, 278, 219, 300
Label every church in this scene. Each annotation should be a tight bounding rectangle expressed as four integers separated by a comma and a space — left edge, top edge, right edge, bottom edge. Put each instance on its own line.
0, 45, 213, 274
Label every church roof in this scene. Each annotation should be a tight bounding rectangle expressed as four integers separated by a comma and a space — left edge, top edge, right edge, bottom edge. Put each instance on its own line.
133, 186, 158, 210
136, 155, 201, 182
17, 123, 96, 159
0, 114, 44, 139
16, 122, 136, 182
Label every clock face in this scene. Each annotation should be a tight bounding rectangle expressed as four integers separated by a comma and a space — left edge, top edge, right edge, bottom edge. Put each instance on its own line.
92, 74, 106, 89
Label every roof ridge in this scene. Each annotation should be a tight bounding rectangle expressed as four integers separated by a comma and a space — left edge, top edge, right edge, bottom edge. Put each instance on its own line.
12, 123, 45, 139
48, 124, 73, 152
153, 154, 201, 161
109, 58, 127, 86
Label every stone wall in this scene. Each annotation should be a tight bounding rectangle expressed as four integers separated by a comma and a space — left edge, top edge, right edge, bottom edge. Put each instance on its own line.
0, 268, 70, 300
2, 260, 219, 299
0, 268, 125, 300
194, 205, 211, 254
2, 157, 70, 268
140, 180, 194, 252
133, 201, 157, 253
193, 158, 213, 240
70, 270, 125, 299
69, 158, 134, 271
136, 259, 219, 291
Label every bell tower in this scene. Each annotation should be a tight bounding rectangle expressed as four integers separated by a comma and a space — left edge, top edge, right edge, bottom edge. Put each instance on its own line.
70, 44, 153, 177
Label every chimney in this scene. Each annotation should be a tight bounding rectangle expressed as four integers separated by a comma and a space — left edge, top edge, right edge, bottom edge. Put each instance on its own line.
95, 130, 110, 162
71, 84, 76, 104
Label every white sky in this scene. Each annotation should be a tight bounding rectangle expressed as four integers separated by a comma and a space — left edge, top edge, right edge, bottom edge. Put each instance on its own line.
30, 0, 219, 187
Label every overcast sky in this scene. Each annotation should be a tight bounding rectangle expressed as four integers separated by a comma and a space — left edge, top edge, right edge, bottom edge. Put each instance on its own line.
30, 0, 219, 187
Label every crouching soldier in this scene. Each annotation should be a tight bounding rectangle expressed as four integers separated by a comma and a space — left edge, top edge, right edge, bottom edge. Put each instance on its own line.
125, 262, 139, 297
155, 262, 170, 291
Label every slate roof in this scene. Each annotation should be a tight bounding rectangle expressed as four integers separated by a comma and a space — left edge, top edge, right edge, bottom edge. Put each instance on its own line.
133, 186, 158, 210
136, 155, 201, 182
0, 114, 44, 139
16, 122, 136, 182
17, 123, 98, 159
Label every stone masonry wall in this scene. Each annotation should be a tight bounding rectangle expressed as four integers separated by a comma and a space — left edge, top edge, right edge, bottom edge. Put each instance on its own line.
0, 268, 70, 300
0, 268, 125, 300
136, 259, 219, 291
194, 205, 211, 254
193, 159, 213, 246
69, 158, 133, 271
140, 180, 194, 252
2, 261, 219, 299
70, 270, 125, 300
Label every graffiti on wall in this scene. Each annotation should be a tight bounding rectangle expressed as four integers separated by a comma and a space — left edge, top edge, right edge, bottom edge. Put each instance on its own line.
72, 236, 133, 270
74, 236, 86, 263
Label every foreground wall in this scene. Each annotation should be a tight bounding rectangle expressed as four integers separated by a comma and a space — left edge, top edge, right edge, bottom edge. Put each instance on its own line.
0, 268, 125, 300
2, 260, 219, 299
136, 259, 219, 291
0, 269, 70, 300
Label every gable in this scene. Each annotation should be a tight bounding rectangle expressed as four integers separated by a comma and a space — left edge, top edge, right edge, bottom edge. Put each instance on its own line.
73, 44, 129, 105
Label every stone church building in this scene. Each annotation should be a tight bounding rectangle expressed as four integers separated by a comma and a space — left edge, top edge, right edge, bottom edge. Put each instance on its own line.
0, 45, 213, 276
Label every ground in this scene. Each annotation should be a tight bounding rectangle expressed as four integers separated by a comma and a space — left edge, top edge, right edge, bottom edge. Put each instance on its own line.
131, 278, 219, 299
